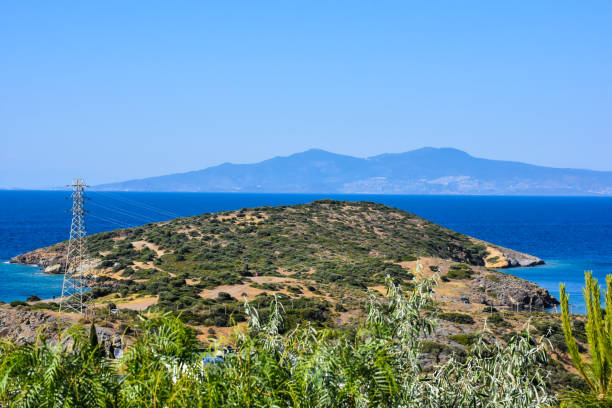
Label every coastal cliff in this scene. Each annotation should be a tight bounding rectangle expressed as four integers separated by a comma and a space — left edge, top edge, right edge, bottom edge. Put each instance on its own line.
11, 246, 66, 273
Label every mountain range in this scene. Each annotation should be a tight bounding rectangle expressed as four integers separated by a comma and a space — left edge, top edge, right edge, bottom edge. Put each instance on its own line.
94, 147, 612, 195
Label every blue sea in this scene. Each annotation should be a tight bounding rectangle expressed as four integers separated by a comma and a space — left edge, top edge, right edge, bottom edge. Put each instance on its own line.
1, 190, 611, 312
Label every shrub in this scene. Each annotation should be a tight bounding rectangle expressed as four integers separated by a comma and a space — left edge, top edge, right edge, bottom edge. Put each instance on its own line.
439, 312, 475, 325
486, 274, 501, 283
91, 287, 112, 299
217, 292, 235, 301
487, 313, 510, 328
446, 264, 474, 280
450, 333, 479, 346
334, 302, 347, 312
287, 286, 302, 295
31, 302, 59, 311
396, 255, 418, 262
421, 340, 466, 363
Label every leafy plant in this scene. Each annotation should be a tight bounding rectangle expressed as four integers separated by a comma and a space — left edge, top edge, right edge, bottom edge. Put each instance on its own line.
446, 264, 474, 280
560, 271, 612, 407
0, 277, 555, 407
439, 312, 475, 325
0, 324, 116, 407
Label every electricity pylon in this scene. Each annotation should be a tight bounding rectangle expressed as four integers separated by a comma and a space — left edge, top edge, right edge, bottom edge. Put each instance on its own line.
60, 179, 95, 315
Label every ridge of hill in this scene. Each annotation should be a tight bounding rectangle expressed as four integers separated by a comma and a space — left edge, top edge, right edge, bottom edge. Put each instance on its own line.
93, 148, 612, 195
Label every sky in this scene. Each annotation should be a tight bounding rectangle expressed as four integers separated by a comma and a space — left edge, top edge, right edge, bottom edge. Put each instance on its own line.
1, 1, 610, 189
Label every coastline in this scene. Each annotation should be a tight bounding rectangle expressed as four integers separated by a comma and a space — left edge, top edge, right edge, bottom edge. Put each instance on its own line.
8, 199, 559, 313
3, 193, 611, 314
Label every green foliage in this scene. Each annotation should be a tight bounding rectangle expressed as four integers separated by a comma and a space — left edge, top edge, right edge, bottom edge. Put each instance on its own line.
0, 324, 114, 407
88, 322, 98, 349
532, 320, 566, 352
486, 274, 501, 283
0, 278, 554, 407
560, 271, 612, 407
420, 340, 466, 363
439, 312, 475, 325
83, 201, 489, 296
450, 333, 479, 346
487, 313, 511, 328
446, 263, 474, 280
30, 301, 60, 311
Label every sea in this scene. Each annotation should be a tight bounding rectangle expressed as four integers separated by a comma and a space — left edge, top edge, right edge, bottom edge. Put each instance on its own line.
1, 190, 612, 313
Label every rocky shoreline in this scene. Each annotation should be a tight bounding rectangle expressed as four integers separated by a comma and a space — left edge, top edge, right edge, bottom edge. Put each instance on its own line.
472, 239, 545, 269
10, 244, 67, 274
472, 272, 558, 310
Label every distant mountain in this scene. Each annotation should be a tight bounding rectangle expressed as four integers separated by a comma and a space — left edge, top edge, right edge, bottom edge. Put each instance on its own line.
93, 148, 612, 195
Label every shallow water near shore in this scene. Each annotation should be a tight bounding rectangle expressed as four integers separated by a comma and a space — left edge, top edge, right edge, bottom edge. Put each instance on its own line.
1, 190, 611, 313
0, 262, 64, 303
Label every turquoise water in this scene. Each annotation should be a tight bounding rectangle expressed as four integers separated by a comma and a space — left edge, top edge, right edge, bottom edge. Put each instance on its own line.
0, 262, 64, 303
1, 191, 611, 312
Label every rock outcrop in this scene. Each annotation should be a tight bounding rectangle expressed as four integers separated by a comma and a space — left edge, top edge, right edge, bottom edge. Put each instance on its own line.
10, 244, 67, 274
475, 240, 545, 269
472, 273, 558, 310
0, 307, 123, 352
0, 307, 70, 344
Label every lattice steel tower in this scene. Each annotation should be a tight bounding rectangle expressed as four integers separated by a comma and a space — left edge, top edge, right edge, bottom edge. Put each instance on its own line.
60, 179, 95, 315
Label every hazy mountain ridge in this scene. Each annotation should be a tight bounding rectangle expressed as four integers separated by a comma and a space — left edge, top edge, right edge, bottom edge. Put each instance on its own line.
94, 148, 612, 195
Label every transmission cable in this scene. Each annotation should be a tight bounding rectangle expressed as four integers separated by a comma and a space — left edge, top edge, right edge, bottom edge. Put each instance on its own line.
88, 200, 159, 224
91, 191, 182, 218
88, 213, 136, 229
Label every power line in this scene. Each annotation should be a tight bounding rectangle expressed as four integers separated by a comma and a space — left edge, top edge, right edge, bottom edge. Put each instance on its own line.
88, 213, 136, 229
90, 191, 182, 219
59, 179, 96, 316
88, 200, 159, 224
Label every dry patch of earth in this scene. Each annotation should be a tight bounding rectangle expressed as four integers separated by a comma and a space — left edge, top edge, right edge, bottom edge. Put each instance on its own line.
115, 296, 158, 311
131, 240, 165, 256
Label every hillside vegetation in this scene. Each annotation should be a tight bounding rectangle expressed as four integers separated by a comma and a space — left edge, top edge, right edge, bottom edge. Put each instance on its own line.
12, 201, 557, 333
0, 279, 558, 408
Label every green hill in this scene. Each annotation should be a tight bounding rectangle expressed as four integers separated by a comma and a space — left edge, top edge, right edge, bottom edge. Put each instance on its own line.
13, 200, 555, 332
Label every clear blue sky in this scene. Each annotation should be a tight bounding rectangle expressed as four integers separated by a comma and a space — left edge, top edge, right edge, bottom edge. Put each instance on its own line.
1, 1, 610, 188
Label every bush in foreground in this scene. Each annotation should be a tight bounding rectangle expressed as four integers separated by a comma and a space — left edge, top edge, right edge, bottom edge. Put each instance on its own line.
0, 277, 554, 407
560, 272, 612, 407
